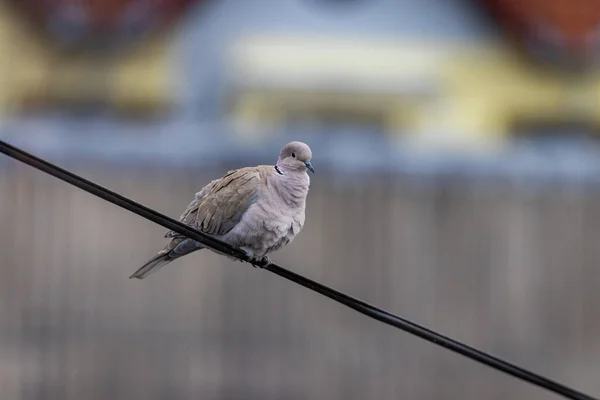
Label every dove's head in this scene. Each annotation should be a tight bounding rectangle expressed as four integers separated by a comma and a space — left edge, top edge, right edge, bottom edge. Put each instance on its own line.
277, 141, 314, 174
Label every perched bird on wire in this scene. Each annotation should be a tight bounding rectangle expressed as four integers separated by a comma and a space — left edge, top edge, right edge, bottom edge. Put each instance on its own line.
129, 141, 314, 279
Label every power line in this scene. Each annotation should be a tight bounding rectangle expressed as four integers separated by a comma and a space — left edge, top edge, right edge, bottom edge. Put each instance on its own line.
0, 139, 596, 400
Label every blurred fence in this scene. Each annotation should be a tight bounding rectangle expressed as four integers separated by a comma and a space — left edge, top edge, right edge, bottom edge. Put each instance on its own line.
1, 161, 599, 400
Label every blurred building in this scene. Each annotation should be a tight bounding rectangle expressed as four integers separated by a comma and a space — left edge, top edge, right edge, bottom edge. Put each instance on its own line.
228, 0, 600, 151
0, 0, 202, 116
1, 0, 599, 159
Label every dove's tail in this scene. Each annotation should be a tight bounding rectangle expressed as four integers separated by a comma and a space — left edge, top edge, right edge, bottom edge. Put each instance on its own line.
128, 252, 174, 279
129, 238, 201, 279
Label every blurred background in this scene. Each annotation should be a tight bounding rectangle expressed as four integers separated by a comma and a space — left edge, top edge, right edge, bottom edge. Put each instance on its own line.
1, 0, 600, 399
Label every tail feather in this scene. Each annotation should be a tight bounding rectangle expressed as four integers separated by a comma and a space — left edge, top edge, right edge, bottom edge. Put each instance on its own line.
129, 252, 174, 279
129, 238, 202, 279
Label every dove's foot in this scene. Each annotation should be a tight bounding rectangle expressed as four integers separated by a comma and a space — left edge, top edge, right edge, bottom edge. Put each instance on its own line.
258, 255, 271, 268
250, 255, 271, 268
240, 247, 271, 268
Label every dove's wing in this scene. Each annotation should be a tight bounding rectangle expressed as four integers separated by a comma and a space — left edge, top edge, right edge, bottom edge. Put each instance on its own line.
164, 178, 219, 238
165, 167, 262, 239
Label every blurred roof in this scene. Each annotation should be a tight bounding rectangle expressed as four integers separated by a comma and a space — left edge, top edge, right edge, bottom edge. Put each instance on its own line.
478, 0, 600, 62
8, 0, 202, 48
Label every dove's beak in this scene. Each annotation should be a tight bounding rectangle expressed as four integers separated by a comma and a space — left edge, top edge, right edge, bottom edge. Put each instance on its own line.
304, 161, 315, 174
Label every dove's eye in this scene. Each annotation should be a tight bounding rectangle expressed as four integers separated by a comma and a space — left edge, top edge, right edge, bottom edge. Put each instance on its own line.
292, 152, 296, 158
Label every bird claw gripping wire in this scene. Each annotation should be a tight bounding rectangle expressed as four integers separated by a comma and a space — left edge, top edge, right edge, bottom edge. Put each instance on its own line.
249, 255, 271, 269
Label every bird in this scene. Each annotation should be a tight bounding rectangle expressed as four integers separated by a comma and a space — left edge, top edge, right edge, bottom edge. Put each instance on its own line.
129, 141, 314, 279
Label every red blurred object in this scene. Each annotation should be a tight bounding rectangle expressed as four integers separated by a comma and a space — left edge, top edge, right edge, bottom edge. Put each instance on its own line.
478, 0, 600, 62
9, 0, 206, 47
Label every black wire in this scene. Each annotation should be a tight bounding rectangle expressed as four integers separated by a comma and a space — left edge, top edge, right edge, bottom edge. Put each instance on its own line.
0, 139, 596, 400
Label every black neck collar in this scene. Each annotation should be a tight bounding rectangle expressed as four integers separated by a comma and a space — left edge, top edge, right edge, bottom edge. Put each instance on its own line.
274, 165, 284, 175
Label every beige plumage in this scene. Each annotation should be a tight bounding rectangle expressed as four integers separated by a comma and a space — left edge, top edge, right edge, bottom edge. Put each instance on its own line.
129, 141, 314, 279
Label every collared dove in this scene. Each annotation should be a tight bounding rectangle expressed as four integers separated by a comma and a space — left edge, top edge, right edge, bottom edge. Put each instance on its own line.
129, 141, 314, 279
